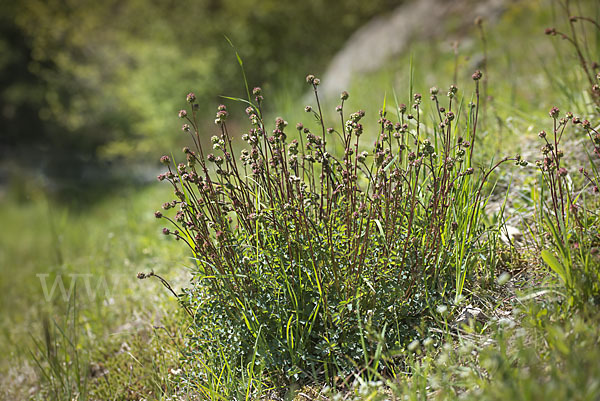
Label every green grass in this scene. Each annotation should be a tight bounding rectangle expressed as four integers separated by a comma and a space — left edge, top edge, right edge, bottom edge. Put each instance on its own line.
2, 0, 600, 399
0, 183, 188, 399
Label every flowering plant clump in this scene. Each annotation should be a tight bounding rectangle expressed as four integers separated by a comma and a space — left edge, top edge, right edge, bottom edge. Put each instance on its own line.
155, 73, 521, 382
534, 98, 600, 306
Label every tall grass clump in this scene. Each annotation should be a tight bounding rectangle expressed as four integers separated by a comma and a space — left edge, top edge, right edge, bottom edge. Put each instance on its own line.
153, 71, 523, 389
533, 103, 600, 309
29, 289, 89, 400
534, 8, 600, 310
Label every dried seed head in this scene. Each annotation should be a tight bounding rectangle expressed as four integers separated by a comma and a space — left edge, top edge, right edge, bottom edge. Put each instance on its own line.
275, 117, 287, 131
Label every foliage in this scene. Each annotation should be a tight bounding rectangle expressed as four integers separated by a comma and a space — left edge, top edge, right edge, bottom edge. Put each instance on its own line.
1, 0, 402, 167
3, 0, 600, 399
155, 69, 524, 386
531, 9, 600, 310
329, 304, 600, 401
0, 185, 185, 399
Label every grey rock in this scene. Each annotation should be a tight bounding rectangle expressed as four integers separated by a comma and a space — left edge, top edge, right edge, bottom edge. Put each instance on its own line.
320, 0, 509, 98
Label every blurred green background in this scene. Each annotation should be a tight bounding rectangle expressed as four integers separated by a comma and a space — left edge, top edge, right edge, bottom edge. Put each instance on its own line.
0, 0, 400, 190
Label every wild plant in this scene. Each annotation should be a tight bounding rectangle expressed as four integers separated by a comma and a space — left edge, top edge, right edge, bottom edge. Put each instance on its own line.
155, 71, 522, 384
535, 102, 600, 308
545, 2, 600, 109
30, 287, 90, 400
525, 3, 600, 312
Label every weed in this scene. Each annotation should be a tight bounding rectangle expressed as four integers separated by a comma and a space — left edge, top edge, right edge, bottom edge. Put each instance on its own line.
155, 68, 524, 387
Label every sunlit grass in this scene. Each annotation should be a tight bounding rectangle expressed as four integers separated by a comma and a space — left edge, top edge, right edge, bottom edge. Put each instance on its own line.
2, 0, 599, 399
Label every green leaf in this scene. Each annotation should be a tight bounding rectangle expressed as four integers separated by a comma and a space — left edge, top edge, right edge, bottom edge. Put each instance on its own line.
219, 95, 255, 108
383, 155, 398, 172
224, 35, 251, 102
541, 249, 567, 284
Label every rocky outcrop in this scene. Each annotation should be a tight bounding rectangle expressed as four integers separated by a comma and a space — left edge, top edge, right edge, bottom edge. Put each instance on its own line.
320, 0, 509, 98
